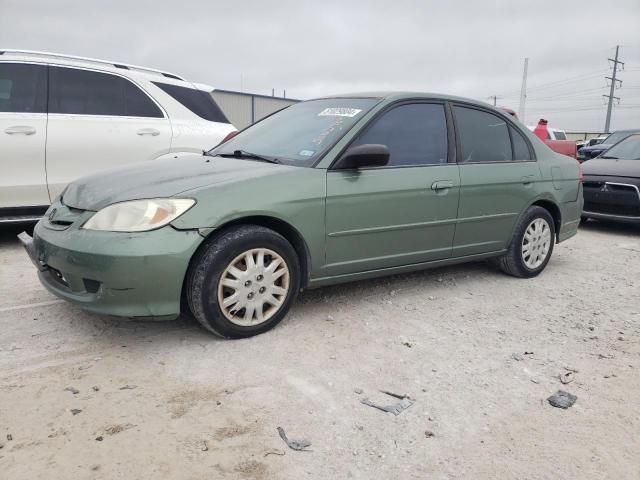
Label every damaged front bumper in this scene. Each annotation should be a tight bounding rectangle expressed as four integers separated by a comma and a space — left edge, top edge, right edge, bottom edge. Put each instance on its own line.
20, 211, 204, 319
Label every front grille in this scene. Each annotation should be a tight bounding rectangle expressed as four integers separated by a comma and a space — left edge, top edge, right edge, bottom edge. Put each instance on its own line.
583, 179, 640, 218
583, 181, 604, 190
46, 204, 85, 229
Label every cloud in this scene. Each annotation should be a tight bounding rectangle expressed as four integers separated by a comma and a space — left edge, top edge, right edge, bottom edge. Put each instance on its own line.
1, 0, 639, 130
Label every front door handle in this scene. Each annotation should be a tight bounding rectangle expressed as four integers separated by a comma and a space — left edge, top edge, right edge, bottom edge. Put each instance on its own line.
136, 128, 160, 136
5, 125, 36, 135
431, 180, 454, 191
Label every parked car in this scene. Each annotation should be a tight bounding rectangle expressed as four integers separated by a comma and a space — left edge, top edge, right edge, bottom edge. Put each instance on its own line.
528, 119, 577, 159
19, 92, 582, 338
576, 135, 606, 151
577, 130, 640, 162
0, 49, 236, 223
587, 135, 608, 147
581, 134, 640, 223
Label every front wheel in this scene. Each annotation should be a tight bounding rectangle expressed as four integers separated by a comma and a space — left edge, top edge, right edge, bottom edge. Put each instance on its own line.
185, 225, 300, 338
493, 206, 555, 278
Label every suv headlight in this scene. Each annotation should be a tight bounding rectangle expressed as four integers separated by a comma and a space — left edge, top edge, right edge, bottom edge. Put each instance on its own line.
82, 198, 195, 232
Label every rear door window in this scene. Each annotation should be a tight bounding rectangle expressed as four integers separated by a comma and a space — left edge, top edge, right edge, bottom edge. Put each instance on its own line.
351, 103, 448, 167
152, 82, 229, 123
0, 62, 47, 113
49, 66, 163, 117
453, 106, 513, 163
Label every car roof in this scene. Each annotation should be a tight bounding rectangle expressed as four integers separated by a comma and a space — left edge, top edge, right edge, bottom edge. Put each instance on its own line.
610, 129, 640, 134
0, 49, 191, 85
313, 91, 494, 108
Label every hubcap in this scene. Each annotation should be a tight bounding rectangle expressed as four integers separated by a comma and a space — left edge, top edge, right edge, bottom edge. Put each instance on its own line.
217, 248, 290, 326
521, 218, 552, 269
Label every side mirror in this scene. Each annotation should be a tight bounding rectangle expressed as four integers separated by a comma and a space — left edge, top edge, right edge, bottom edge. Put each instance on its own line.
333, 144, 390, 170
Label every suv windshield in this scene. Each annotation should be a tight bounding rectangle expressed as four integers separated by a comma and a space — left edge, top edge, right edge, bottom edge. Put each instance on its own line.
600, 134, 640, 160
208, 97, 380, 166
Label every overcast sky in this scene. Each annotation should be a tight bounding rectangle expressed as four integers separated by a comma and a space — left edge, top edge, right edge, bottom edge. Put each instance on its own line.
1, 0, 639, 131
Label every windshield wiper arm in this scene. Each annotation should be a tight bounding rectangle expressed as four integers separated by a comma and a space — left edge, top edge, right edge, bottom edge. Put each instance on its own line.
599, 155, 619, 159
217, 150, 281, 164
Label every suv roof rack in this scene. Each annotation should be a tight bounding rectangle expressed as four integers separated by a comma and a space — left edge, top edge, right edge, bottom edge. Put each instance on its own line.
0, 49, 186, 81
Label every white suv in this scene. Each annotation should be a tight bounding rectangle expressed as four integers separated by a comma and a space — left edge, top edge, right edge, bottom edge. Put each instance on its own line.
0, 49, 236, 222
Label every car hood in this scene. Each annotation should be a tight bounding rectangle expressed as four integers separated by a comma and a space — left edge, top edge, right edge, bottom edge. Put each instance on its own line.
580, 143, 610, 153
62, 154, 296, 211
581, 158, 640, 178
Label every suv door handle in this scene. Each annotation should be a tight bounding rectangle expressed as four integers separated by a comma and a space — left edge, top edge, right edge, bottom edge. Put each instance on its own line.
5, 125, 36, 135
137, 128, 160, 136
431, 180, 454, 191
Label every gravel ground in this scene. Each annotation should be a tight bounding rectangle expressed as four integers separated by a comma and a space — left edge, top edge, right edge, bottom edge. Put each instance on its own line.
0, 221, 639, 480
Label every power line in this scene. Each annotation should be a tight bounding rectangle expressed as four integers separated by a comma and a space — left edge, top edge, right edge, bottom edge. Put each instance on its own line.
527, 86, 607, 101
499, 69, 608, 97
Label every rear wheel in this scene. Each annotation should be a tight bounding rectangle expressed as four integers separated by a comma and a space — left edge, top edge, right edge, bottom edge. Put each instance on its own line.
493, 206, 555, 278
186, 225, 300, 338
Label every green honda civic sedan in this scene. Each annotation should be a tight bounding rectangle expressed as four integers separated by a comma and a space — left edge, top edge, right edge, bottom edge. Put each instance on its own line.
20, 92, 583, 338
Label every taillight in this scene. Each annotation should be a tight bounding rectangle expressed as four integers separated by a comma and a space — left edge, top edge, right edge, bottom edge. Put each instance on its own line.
578, 161, 584, 183
220, 130, 239, 144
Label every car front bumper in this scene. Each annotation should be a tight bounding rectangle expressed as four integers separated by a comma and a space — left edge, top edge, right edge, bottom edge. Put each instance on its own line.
21, 219, 204, 319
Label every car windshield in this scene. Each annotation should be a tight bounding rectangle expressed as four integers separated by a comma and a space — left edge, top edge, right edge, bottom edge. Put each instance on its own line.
208, 97, 380, 166
600, 134, 640, 160
602, 131, 628, 146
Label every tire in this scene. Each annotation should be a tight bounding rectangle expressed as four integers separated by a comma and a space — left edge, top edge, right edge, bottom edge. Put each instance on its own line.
493, 206, 556, 278
185, 225, 300, 338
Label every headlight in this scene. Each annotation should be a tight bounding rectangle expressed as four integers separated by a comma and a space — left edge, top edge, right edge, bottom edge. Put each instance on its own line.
82, 198, 195, 232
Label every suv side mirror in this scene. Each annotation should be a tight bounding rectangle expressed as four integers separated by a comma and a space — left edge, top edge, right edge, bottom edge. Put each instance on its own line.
333, 144, 390, 170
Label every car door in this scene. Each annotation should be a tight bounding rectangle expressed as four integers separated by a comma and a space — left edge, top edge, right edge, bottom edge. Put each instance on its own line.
45, 66, 172, 199
451, 104, 541, 257
0, 62, 49, 209
324, 102, 460, 277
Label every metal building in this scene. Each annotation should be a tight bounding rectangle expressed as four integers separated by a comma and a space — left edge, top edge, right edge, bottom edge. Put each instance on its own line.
210, 89, 299, 130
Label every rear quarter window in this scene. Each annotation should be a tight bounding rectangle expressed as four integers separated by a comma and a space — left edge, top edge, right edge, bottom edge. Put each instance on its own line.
152, 82, 229, 123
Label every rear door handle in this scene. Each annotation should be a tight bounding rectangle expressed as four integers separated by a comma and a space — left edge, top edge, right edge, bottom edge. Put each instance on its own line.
5, 125, 36, 135
137, 128, 160, 136
521, 175, 536, 185
431, 180, 454, 191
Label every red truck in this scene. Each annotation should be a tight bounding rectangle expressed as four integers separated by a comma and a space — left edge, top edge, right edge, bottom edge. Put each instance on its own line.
499, 109, 577, 159
531, 119, 577, 159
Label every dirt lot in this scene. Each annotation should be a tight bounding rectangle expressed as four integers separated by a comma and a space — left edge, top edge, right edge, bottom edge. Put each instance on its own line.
0, 221, 639, 479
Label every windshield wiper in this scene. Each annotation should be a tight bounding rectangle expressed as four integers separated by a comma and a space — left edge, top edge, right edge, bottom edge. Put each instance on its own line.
216, 150, 281, 164
600, 155, 619, 159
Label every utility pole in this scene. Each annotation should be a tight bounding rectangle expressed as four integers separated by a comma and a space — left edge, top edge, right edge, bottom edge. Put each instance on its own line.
518, 58, 529, 122
488, 95, 501, 106
603, 45, 624, 133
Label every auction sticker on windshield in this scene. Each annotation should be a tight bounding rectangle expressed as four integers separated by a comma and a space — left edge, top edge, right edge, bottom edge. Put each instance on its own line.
318, 108, 362, 117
